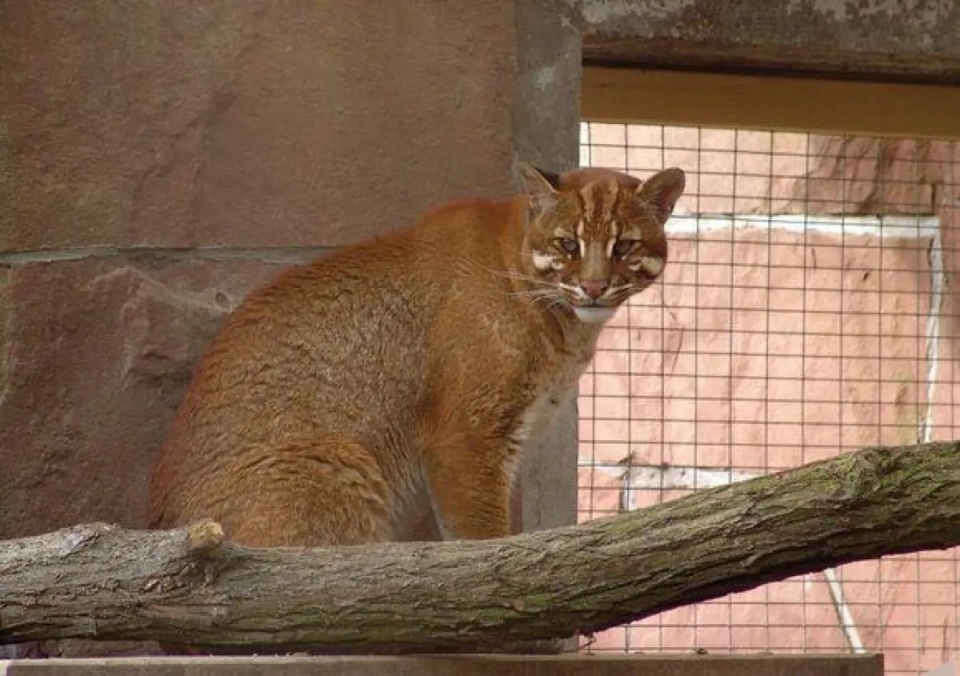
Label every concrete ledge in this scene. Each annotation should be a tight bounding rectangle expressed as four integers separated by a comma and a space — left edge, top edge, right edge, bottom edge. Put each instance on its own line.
0, 654, 884, 676
925, 659, 960, 675
577, 0, 960, 84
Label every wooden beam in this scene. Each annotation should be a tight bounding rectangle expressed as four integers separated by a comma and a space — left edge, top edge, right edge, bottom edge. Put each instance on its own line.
0, 655, 886, 676
582, 67, 960, 139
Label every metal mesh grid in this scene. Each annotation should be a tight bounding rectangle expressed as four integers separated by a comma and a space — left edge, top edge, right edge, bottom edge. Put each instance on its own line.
576, 121, 960, 675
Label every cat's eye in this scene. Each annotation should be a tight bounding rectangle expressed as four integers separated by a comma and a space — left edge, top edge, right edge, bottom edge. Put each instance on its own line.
557, 238, 579, 256
613, 239, 637, 258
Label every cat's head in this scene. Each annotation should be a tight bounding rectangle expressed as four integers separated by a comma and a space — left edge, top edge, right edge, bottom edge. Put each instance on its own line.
517, 163, 685, 325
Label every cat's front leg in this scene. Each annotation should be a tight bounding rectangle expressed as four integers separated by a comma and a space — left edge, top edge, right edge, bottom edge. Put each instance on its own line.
422, 427, 518, 541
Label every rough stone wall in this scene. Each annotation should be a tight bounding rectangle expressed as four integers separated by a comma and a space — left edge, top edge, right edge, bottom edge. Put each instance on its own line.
0, 0, 585, 657
0, 0, 586, 546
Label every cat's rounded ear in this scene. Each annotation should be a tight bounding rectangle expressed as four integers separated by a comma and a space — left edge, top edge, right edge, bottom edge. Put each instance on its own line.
637, 167, 686, 224
518, 162, 561, 215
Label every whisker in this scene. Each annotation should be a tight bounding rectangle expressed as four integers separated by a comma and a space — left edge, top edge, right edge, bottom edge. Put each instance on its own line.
515, 291, 562, 306
519, 288, 563, 305
461, 258, 557, 288
508, 289, 554, 298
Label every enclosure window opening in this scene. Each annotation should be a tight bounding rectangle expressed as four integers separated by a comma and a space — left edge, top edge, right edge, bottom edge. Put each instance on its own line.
575, 118, 959, 676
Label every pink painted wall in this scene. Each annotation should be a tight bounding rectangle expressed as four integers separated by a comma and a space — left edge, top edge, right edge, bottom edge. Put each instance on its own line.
578, 124, 960, 674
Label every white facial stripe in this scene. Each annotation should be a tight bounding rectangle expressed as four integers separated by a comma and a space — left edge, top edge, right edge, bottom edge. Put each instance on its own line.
605, 237, 616, 258
641, 256, 664, 276
639, 256, 664, 276
532, 251, 555, 271
575, 219, 584, 238
564, 284, 595, 302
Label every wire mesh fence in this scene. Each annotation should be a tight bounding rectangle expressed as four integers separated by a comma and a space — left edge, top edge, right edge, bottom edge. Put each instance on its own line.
576, 121, 960, 675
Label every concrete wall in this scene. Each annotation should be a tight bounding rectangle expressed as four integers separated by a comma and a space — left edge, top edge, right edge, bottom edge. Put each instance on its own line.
577, 0, 960, 84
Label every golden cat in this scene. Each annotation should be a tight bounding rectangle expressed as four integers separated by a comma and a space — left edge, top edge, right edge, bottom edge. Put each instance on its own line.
148, 164, 685, 546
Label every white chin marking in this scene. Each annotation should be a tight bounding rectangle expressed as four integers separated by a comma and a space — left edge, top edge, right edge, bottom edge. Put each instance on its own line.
573, 306, 618, 325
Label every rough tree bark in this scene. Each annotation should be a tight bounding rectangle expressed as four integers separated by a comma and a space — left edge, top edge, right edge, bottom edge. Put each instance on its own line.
1, 441, 959, 654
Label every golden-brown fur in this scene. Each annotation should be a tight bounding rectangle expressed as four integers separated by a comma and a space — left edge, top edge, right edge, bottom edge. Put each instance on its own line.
148, 164, 685, 547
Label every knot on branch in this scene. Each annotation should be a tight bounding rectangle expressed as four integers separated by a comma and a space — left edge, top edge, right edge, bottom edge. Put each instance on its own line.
185, 520, 224, 557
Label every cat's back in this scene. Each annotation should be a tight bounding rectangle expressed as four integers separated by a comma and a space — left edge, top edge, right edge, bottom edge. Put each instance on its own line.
149, 195, 524, 536
207, 195, 514, 367
159, 197, 516, 455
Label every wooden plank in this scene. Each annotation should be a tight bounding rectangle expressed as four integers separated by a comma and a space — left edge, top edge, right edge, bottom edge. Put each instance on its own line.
3, 654, 885, 676
582, 67, 960, 138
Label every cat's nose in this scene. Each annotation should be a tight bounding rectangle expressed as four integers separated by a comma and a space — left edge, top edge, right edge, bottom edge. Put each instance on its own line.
580, 279, 609, 300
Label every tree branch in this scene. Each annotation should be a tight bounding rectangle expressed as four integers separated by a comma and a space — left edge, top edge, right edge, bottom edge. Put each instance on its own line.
2, 441, 959, 653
